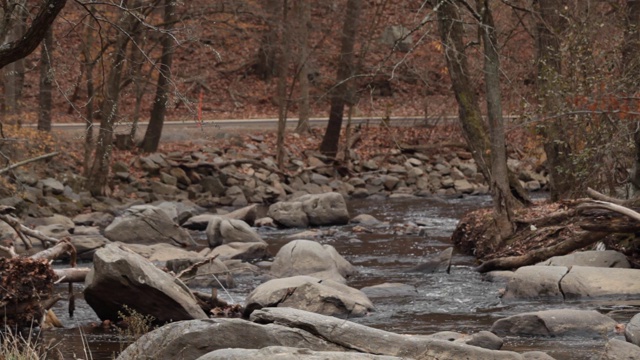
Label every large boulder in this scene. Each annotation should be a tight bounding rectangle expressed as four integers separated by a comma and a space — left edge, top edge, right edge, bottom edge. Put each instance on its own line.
536, 250, 630, 268
502, 266, 568, 300
625, 313, 640, 346
84, 243, 207, 323
268, 192, 349, 228
270, 240, 356, 283
206, 241, 269, 261
205, 217, 264, 247
117, 318, 346, 360
197, 346, 402, 360
244, 276, 374, 318
183, 204, 258, 230
490, 309, 616, 338
599, 338, 640, 360
560, 266, 640, 300
104, 205, 195, 247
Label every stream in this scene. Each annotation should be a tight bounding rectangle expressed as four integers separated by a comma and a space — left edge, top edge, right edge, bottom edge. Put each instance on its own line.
45, 195, 637, 359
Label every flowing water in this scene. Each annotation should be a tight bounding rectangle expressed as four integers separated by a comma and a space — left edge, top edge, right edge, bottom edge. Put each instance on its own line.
45, 195, 638, 359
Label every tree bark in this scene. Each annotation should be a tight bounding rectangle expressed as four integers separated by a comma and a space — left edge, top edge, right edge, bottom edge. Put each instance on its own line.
479, 1, 515, 240
37, 28, 53, 132
276, 0, 292, 169
141, 0, 175, 153
82, 9, 96, 177
295, 0, 311, 134
319, 0, 362, 157
0, 0, 66, 69
536, 0, 574, 201
87, 5, 141, 196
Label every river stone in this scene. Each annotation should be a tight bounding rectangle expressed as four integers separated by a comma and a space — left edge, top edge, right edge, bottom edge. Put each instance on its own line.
104, 205, 195, 247
360, 283, 418, 298
536, 250, 630, 268
501, 266, 568, 300
412, 247, 453, 274
250, 308, 527, 359
73, 212, 114, 227
25, 214, 75, 230
490, 309, 616, 338
197, 346, 403, 360
41, 178, 64, 195
116, 318, 346, 360
270, 240, 356, 283
207, 241, 268, 261
166, 257, 232, 288
351, 214, 381, 225
599, 338, 640, 360
522, 352, 556, 360
218, 218, 264, 244
243, 276, 374, 318
183, 204, 258, 230
625, 313, 640, 346
84, 243, 207, 323
35, 224, 70, 239
70, 234, 109, 260
560, 266, 640, 300
268, 192, 349, 228
462, 330, 503, 350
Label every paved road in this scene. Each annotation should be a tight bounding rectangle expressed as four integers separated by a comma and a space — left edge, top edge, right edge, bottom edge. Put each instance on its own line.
29, 116, 437, 141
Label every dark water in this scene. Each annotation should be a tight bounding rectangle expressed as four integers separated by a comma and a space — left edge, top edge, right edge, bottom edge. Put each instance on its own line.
45, 195, 636, 359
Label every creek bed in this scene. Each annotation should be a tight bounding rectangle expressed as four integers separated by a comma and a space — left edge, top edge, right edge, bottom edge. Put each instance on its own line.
47, 195, 636, 359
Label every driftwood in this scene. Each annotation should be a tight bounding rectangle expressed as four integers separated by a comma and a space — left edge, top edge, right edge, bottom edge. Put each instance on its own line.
0, 151, 59, 175
174, 255, 219, 279
0, 213, 60, 248
54, 267, 91, 284
30, 237, 76, 265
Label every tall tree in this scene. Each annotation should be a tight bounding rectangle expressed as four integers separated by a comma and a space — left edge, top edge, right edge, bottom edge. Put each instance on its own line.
478, 0, 516, 240
295, 0, 311, 134
141, 0, 176, 153
319, 0, 362, 157
536, 0, 573, 201
37, 28, 53, 132
86, 4, 141, 196
276, 0, 292, 168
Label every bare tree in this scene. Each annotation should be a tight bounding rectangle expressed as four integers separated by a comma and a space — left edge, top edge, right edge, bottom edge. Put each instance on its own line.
254, 0, 282, 81
141, 0, 176, 153
37, 28, 53, 132
276, 0, 292, 168
295, 0, 311, 134
624, 0, 640, 193
319, 0, 362, 158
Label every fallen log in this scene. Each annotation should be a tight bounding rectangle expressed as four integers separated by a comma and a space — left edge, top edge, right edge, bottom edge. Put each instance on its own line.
475, 230, 607, 273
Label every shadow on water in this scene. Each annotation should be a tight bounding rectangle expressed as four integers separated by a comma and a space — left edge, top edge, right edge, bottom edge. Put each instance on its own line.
44, 195, 635, 359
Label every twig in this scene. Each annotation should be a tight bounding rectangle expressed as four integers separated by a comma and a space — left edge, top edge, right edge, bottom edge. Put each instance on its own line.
0, 152, 59, 175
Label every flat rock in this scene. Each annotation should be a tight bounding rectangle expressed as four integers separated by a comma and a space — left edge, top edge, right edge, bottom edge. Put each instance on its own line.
490, 309, 616, 338
502, 266, 568, 300
536, 250, 630, 268
560, 266, 640, 300
197, 346, 403, 360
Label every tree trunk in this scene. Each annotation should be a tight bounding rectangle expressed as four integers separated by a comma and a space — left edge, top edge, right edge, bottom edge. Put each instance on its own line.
82, 11, 96, 178
276, 0, 292, 169
536, 0, 574, 201
141, 0, 175, 153
436, 0, 491, 182
255, 0, 281, 81
37, 28, 53, 132
479, 1, 515, 240
319, 0, 362, 158
86, 6, 140, 196
295, 0, 311, 134
2, 11, 28, 123
0, 0, 67, 70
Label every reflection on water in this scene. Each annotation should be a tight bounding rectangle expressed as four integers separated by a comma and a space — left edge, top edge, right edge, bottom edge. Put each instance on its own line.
44, 195, 635, 360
